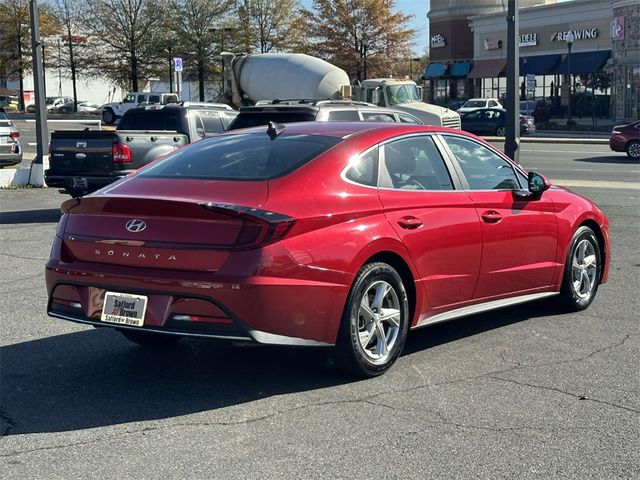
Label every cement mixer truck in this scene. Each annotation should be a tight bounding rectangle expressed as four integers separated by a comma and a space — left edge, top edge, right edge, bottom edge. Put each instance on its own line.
221, 53, 460, 129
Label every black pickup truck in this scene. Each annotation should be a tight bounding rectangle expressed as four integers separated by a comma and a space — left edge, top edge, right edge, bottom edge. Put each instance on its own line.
45, 102, 238, 196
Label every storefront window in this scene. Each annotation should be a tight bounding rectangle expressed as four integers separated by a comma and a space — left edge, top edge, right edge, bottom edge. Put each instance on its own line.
433, 79, 448, 105
628, 66, 640, 119
456, 79, 468, 100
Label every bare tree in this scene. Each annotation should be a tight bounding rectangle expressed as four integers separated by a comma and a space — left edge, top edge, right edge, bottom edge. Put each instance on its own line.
238, 0, 306, 53
83, 0, 170, 92
306, 0, 414, 80
49, 0, 85, 110
0, 0, 60, 109
169, 0, 235, 101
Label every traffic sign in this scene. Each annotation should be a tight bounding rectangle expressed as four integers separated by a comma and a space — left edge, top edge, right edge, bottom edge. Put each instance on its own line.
173, 57, 183, 72
526, 73, 536, 91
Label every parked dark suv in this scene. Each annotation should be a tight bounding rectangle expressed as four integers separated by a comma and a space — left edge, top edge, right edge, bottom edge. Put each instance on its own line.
226, 100, 422, 130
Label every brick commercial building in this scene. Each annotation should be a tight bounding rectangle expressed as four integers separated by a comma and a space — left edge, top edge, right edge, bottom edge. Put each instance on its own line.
423, 0, 639, 122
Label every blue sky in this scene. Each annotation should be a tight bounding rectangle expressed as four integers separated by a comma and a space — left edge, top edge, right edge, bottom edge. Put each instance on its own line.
300, 0, 430, 56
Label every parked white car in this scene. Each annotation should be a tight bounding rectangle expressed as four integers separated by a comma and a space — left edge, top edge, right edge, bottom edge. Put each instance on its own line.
101, 92, 179, 125
458, 98, 502, 114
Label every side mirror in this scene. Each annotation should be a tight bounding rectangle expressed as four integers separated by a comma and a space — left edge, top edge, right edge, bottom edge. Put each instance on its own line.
528, 171, 551, 193
371, 88, 380, 106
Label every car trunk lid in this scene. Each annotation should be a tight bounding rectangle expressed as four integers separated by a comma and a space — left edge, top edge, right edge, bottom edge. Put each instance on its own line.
60, 179, 272, 271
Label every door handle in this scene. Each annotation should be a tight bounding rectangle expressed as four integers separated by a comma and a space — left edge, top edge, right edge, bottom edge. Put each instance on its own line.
397, 216, 423, 229
481, 210, 502, 224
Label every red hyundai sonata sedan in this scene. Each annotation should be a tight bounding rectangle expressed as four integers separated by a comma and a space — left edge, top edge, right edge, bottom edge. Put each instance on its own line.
46, 122, 610, 377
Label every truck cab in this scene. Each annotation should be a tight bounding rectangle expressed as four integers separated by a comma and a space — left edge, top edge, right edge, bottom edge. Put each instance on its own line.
102, 92, 179, 125
356, 79, 461, 129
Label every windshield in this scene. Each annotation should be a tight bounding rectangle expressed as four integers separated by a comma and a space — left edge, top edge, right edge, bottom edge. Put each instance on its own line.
463, 100, 486, 108
385, 84, 420, 106
138, 132, 342, 180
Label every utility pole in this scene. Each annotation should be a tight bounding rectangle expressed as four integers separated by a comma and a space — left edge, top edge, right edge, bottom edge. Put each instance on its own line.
29, 0, 49, 185
504, 0, 520, 163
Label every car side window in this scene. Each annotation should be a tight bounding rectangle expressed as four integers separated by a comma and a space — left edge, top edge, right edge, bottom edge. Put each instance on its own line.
137, 95, 146, 104
148, 95, 160, 104
398, 114, 419, 123
442, 135, 521, 190
345, 146, 379, 187
362, 112, 396, 123
327, 110, 360, 121
381, 136, 454, 191
195, 110, 224, 135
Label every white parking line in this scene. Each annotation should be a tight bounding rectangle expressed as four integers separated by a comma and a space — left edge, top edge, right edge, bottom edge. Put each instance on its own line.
520, 149, 610, 154
554, 179, 639, 190
25, 119, 101, 124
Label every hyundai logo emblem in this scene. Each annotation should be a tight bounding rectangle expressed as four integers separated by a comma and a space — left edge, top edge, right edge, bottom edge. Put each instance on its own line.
125, 219, 147, 233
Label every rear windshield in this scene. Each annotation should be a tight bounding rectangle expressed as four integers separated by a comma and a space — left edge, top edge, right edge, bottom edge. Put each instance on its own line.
138, 132, 342, 180
227, 111, 317, 130
118, 110, 179, 131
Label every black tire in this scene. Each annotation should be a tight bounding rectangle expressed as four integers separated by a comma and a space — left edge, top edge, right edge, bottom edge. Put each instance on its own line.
495, 126, 506, 136
333, 262, 410, 377
557, 226, 601, 312
626, 140, 640, 159
102, 109, 115, 125
118, 329, 181, 347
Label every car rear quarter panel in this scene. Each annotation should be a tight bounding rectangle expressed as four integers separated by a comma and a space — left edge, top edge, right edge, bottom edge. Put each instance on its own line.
263, 137, 426, 332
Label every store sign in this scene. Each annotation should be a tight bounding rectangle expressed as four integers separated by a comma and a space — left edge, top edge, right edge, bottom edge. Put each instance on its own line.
519, 33, 538, 47
611, 16, 625, 41
551, 28, 599, 42
484, 39, 502, 50
430, 34, 446, 49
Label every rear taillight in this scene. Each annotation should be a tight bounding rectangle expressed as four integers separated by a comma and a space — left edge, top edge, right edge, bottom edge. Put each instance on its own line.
112, 143, 132, 163
9, 130, 19, 140
201, 203, 296, 249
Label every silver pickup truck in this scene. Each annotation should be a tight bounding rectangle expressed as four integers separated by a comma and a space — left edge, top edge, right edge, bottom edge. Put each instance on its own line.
45, 102, 237, 196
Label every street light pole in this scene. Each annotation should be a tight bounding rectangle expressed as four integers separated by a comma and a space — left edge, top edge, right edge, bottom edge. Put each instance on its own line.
566, 31, 574, 124
504, 0, 520, 163
28, 0, 49, 185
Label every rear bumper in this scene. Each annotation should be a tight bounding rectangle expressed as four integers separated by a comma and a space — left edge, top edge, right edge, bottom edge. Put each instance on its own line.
609, 136, 625, 152
45, 250, 350, 346
0, 152, 22, 167
44, 172, 128, 191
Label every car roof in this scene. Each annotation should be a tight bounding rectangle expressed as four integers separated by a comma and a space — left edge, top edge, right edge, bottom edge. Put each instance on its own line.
225, 121, 463, 140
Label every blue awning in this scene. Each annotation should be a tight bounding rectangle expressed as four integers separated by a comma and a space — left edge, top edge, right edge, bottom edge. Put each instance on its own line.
554, 50, 610, 75
519, 54, 561, 75
422, 63, 447, 78
451, 61, 471, 77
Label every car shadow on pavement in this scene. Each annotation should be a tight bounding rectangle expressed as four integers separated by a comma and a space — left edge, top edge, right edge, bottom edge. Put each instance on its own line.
0, 208, 61, 224
1, 300, 557, 436
573, 155, 639, 164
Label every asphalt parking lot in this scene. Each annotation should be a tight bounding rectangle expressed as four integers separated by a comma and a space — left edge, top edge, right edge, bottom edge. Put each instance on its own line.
0, 144, 638, 479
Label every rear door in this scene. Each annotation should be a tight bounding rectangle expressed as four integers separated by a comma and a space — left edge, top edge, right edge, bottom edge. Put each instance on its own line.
440, 134, 558, 299
376, 134, 482, 310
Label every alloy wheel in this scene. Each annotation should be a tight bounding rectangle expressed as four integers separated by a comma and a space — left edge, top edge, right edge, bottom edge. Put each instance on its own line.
571, 239, 598, 300
356, 280, 401, 364
627, 141, 640, 159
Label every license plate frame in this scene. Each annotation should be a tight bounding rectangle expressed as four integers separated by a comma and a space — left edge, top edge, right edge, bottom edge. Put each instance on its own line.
100, 291, 148, 327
